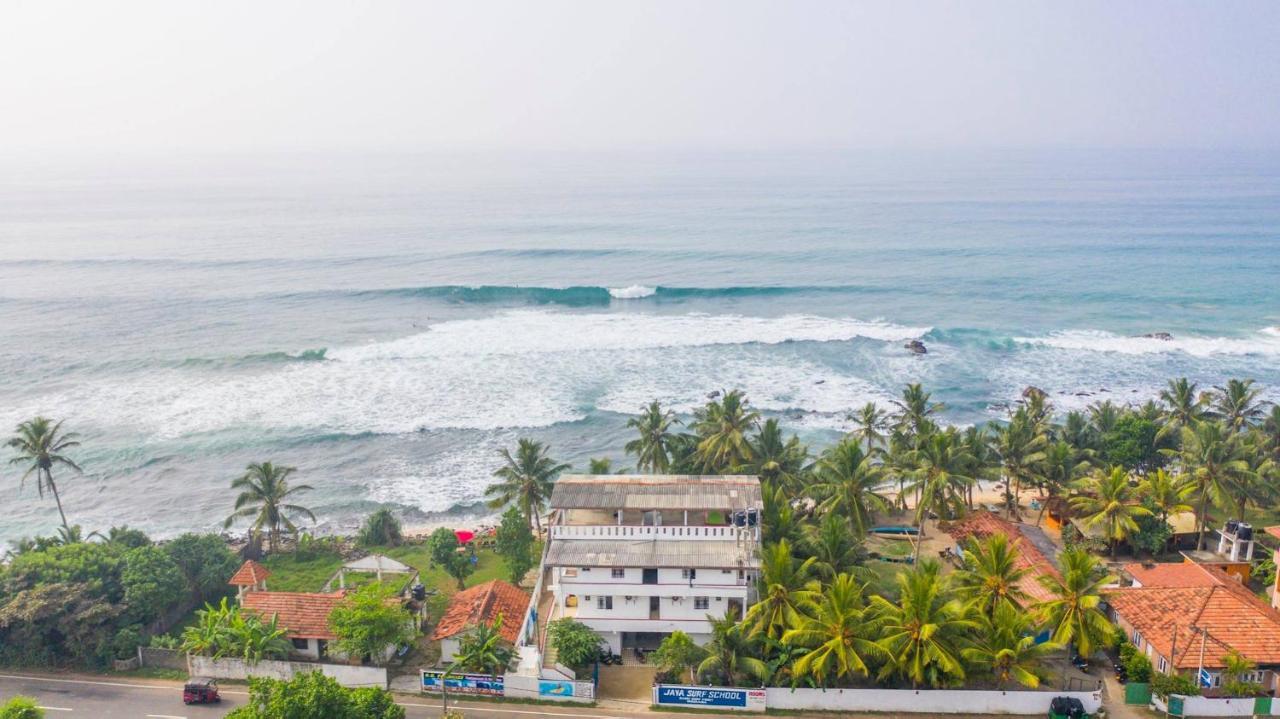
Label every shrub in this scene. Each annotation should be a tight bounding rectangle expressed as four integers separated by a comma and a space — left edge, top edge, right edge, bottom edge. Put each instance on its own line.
494, 507, 535, 585
1122, 646, 1152, 683
426, 528, 474, 590
328, 583, 416, 665
121, 545, 187, 623
163, 533, 239, 605
226, 672, 405, 718
359, 509, 403, 547
112, 625, 144, 660
149, 633, 181, 649
0, 696, 43, 719
1151, 672, 1199, 698
547, 618, 603, 673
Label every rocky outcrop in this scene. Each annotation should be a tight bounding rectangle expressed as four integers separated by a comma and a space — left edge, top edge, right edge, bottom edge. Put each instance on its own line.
904, 340, 927, 355
1141, 332, 1174, 341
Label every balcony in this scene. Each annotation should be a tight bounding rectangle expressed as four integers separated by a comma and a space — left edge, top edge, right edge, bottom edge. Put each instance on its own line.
549, 524, 755, 541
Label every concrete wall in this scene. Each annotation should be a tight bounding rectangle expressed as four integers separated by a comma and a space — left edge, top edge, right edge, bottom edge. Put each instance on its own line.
501, 672, 594, 703
138, 646, 187, 671
764, 687, 1103, 714
187, 655, 388, 688
1151, 694, 1277, 717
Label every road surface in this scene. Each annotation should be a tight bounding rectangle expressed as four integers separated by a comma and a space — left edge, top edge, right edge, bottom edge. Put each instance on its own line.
0, 674, 637, 719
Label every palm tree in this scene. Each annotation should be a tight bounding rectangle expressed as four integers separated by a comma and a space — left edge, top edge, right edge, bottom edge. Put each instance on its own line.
872, 560, 974, 688
963, 601, 1060, 689
1138, 469, 1193, 524
907, 429, 973, 558
782, 573, 887, 687
891, 384, 944, 437
1158, 377, 1205, 441
850, 402, 890, 450
959, 425, 998, 511
7, 417, 81, 532
1070, 467, 1152, 558
813, 439, 890, 538
1261, 405, 1280, 461
697, 615, 770, 687
747, 419, 809, 488
587, 457, 619, 474
1088, 401, 1121, 438
744, 540, 819, 640
1171, 421, 1249, 549
1037, 441, 1088, 524
1037, 547, 1116, 661
804, 512, 869, 581
486, 439, 570, 534
1210, 378, 1265, 433
625, 401, 680, 473
993, 409, 1048, 520
223, 462, 315, 551
951, 533, 1030, 617
451, 615, 515, 676
692, 390, 760, 473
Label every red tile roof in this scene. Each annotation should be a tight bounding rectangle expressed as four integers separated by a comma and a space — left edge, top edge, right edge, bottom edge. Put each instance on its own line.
242, 591, 346, 640
1265, 526, 1280, 541
228, 560, 271, 587
1124, 562, 1224, 588
947, 511, 1063, 604
1108, 565, 1280, 668
431, 580, 530, 643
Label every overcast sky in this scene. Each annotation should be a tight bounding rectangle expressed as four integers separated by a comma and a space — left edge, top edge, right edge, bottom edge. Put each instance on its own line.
2, 0, 1279, 154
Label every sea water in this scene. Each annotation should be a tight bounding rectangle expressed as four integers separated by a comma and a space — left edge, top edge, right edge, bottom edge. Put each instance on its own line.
0, 149, 1277, 540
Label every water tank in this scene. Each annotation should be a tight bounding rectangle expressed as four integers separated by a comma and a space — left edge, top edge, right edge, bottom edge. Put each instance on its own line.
1225, 519, 1240, 535
411, 583, 426, 601
1238, 523, 1253, 541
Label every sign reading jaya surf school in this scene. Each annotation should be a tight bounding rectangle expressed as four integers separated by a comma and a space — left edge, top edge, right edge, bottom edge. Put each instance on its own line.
654, 684, 766, 712
421, 670, 504, 696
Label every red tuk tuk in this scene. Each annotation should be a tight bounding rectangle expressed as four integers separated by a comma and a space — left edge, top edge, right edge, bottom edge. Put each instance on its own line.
183, 677, 221, 704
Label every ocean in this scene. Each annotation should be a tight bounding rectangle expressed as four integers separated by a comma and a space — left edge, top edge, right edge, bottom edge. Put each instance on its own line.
1, 149, 1278, 542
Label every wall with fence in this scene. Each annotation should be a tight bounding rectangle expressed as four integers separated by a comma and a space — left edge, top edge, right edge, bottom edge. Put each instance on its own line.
187, 655, 387, 688
1152, 693, 1278, 717
138, 646, 187, 671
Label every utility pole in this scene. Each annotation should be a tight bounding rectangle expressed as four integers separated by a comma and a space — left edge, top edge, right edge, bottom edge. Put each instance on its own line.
1196, 627, 1208, 689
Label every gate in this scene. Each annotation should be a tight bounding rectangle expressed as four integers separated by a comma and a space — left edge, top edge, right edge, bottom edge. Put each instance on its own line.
1123, 682, 1151, 705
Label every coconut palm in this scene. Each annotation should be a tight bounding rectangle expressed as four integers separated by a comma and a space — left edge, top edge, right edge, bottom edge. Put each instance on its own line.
1209, 378, 1265, 433
872, 560, 975, 688
803, 512, 870, 581
1037, 547, 1116, 660
451, 615, 515, 676
963, 601, 1060, 689
951, 533, 1030, 617
696, 615, 769, 687
224, 462, 315, 551
587, 457, 620, 474
891, 384, 944, 438
1261, 405, 1280, 461
813, 439, 890, 538
1158, 377, 1206, 441
993, 409, 1048, 520
1058, 411, 1098, 456
1070, 467, 1152, 558
744, 540, 819, 640
1037, 440, 1088, 524
1088, 401, 1121, 438
692, 390, 760, 473
907, 429, 973, 557
959, 425, 998, 510
486, 439, 570, 534
624, 401, 680, 473
782, 573, 887, 687
1138, 469, 1194, 524
1170, 421, 1249, 549
7, 417, 82, 532
850, 402, 890, 450
760, 480, 803, 546
747, 419, 809, 488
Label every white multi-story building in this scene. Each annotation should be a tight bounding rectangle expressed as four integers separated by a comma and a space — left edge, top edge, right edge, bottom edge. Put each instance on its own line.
539, 474, 761, 655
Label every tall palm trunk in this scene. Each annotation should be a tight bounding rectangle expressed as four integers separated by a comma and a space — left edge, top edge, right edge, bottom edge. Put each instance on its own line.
1195, 483, 1211, 550
45, 468, 70, 532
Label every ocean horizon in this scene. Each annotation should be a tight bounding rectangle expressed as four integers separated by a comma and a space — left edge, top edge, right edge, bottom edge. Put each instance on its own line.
2, 148, 1278, 542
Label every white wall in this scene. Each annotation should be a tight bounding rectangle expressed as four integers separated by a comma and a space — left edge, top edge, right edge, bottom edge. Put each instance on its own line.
764, 687, 1103, 714
187, 655, 388, 688
439, 638, 460, 664
502, 672, 594, 703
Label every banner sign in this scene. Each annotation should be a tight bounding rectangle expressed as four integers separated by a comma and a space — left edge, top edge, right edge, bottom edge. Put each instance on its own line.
421, 670, 504, 696
539, 679, 594, 699
654, 684, 766, 711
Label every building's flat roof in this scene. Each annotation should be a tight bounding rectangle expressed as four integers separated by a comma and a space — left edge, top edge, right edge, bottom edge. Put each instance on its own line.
546, 538, 758, 569
550, 474, 761, 511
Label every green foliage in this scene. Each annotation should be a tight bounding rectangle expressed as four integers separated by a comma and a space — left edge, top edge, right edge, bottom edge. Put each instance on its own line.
1221, 650, 1264, 697
451, 615, 515, 675
104, 525, 152, 549
1102, 415, 1160, 471
180, 597, 290, 662
547, 618, 603, 672
1127, 504, 1173, 557
486, 439, 569, 533
1255, 553, 1277, 593
5, 541, 126, 598
1151, 671, 1200, 698
1118, 642, 1152, 682
359, 509, 403, 547
426, 527, 475, 590
111, 624, 144, 660
227, 672, 405, 719
494, 507, 535, 584
224, 461, 316, 550
149, 632, 181, 649
653, 630, 708, 683
0, 696, 44, 719
163, 532, 240, 604
121, 545, 187, 623
328, 583, 416, 665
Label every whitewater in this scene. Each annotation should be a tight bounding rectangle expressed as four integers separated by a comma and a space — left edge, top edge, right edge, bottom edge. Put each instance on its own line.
0, 149, 1277, 541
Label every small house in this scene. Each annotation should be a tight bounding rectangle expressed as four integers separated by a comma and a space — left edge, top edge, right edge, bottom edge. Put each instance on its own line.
432, 579, 530, 664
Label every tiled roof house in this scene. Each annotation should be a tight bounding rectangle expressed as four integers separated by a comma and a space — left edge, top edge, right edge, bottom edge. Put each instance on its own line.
432, 580, 530, 663
946, 511, 1063, 604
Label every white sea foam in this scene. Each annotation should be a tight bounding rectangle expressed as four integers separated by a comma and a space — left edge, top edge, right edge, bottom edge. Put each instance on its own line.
608, 284, 657, 299
1015, 327, 1280, 357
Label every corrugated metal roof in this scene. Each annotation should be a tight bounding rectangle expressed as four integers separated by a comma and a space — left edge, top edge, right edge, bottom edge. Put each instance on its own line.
550, 474, 762, 511
545, 538, 759, 568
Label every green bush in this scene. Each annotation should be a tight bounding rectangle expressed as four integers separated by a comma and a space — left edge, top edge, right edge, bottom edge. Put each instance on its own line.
112, 625, 143, 660
149, 632, 181, 649
226, 672, 405, 718
1122, 646, 1152, 683
0, 695, 44, 719
1151, 672, 1200, 698
359, 509, 404, 548
547, 618, 603, 673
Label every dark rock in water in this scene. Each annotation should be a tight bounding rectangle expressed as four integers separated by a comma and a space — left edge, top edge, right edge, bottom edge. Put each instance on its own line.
814, 379, 825, 385
1142, 332, 1174, 341
1022, 386, 1047, 399
904, 340, 928, 355
1075, 391, 1091, 397
707, 390, 720, 399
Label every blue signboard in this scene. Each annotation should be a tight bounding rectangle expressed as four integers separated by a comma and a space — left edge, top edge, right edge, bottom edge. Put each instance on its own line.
654, 685, 766, 711
421, 670, 504, 696
539, 680, 575, 697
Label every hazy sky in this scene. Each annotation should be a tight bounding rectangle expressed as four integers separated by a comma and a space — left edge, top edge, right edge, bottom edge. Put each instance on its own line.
2, 0, 1279, 153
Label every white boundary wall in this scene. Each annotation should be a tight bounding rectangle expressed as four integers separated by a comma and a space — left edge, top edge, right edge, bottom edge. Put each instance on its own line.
502, 673, 594, 703
764, 687, 1103, 714
188, 655, 387, 688
1152, 693, 1278, 717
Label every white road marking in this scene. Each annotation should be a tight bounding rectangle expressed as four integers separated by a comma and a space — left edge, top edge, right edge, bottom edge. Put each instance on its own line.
146, 714, 187, 718
38, 708, 74, 713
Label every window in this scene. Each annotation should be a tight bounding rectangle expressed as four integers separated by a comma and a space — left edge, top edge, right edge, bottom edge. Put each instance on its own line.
694, 596, 709, 610
291, 638, 309, 650
681, 568, 697, 580
612, 568, 625, 579
1131, 629, 1142, 646
596, 596, 613, 610
1157, 656, 1168, 672
722, 569, 732, 574
581, 567, 591, 572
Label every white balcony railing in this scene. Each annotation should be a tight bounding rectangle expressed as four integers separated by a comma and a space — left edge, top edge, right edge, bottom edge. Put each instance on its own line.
549, 524, 757, 541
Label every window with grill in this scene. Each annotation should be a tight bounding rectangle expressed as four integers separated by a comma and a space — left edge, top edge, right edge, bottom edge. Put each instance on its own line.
694, 596, 709, 610
596, 596, 613, 610
612, 568, 625, 579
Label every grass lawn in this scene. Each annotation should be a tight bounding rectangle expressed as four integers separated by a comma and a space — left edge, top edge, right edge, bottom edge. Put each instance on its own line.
260, 551, 345, 592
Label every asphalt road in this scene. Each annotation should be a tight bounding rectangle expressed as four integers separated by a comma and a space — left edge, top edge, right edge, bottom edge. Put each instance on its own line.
0, 674, 637, 719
